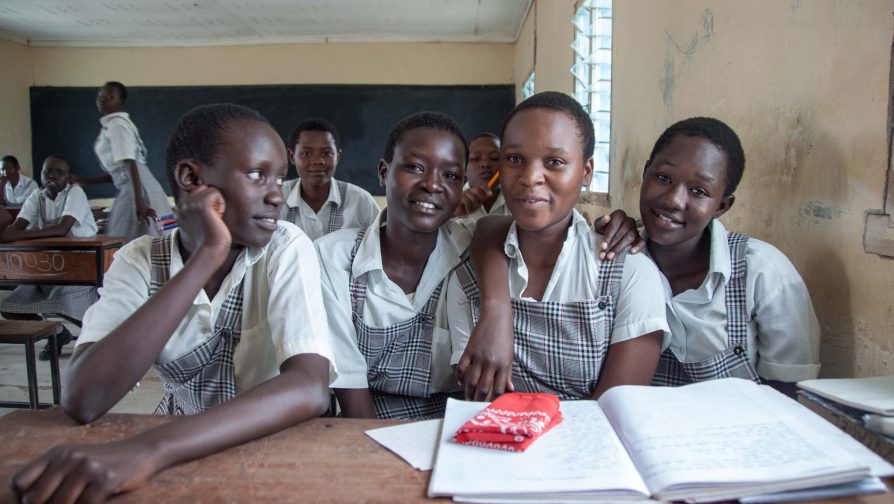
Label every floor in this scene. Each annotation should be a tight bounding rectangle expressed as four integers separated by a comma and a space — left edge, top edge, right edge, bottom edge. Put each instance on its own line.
0, 291, 163, 417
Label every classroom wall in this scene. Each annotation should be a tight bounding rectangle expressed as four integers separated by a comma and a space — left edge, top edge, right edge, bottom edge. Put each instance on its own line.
0, 39, 33, 176
611, 0, 894, 377
28, 42, 514, 86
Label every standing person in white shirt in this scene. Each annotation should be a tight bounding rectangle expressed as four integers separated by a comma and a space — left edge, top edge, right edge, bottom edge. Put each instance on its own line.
446, 92, 669, 401
281, 118, 379, 241
79, 81, 173, 241
1, 155, 38, 208
0, 155, 97, 360
316, 111, 470, 419
11, 103, 335, 504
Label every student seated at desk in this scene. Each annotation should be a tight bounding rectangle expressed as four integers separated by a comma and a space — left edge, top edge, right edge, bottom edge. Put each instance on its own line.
0, 155, 97, 361
445, 92, 669, 401
1, 154, 38, 208
453, 132, 509, 223
280, 118, 379, 241
11, 103, 335, 503
316, 111, 469, 419
466, 116, 821, 398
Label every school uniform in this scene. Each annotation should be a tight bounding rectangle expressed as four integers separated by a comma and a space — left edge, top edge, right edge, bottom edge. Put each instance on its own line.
447, 209, 669, 400
280, 178, 380, 241
649, 219, 821, 385
455, 189, 510, 232
3, 175, 38, 208
94, 111, 173, 241
316, 209, 471, 419
77, 221, 337, 415
0, 184, 98, 320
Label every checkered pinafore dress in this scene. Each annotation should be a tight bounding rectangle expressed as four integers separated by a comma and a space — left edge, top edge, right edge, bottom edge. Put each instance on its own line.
348, 229, 455, 419
284, 180, 348, 234
651, 232, 761, 386
148, 235, 245, 415
453, 251, 626, 400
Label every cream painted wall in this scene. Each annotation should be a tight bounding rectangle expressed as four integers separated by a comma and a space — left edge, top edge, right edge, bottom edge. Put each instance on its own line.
29, 42, 514, 86
612, 0, 894, 377
532, 0, 576, 94
514, 3, 536, 102
0, 39, 33, 176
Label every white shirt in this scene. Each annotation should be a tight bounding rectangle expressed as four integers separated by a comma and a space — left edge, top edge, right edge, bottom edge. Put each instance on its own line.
315, 209, 471, 392
447, 209, 670, 360
78, 222, 337, 392
280, 178, 380, 241
648, 219, 821, 382
3, 175, 38, 208
454, 188, 510, 233
18, 184, 97, 237
94, 112, 148, 173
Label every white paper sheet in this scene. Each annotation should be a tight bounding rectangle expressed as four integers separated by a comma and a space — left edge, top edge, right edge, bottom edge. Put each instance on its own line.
365, 419, 442, 471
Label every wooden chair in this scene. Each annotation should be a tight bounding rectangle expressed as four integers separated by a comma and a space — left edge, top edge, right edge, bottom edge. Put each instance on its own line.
0, 320, 62, 409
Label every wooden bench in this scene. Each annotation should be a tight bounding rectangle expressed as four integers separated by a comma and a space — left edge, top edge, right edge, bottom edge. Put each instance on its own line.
0, 320, 62, 409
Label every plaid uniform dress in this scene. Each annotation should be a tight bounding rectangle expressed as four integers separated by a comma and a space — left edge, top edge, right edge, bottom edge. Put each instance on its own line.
454, 251, 626, 400
651, 232, 761, 386
348, 229, 455, 419
285, 180, 348, 235
0, 189, 97, 321
148, 235, 245, 415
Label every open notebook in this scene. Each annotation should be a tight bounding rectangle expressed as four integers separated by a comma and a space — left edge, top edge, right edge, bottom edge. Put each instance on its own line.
428, 378, 893, 503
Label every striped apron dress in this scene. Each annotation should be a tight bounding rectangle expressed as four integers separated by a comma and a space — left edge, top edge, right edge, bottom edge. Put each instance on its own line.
651, 232, 761, 386
453, 251, 627, 400
348, 229, 454, 419
0, 190, 98, 321
285, 180, 348, 234
148, 235, 245, 415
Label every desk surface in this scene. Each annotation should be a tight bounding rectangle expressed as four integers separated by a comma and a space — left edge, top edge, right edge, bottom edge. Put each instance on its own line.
0, 236, 126, 249
0, 236, 126, 287
0, 411, 890, 503
0, 411, 437, 503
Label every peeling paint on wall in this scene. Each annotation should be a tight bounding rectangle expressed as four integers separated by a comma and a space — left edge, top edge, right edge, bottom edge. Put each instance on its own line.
659, 9, 715, 111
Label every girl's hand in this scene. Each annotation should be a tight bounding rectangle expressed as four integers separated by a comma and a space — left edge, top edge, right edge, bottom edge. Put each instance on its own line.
11, 440, 160, 504
176, 185, 231, 256
454, 185, 493, 217
593, 210, 645, 260
136, 200, 158, 223
456, 303, 515, 401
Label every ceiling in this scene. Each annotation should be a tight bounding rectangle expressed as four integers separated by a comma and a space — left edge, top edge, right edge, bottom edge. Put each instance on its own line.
0, 0, 531, 47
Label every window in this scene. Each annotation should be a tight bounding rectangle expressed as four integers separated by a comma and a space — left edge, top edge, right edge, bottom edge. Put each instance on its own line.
522, 72, 536, 100
572, 0, 612, 193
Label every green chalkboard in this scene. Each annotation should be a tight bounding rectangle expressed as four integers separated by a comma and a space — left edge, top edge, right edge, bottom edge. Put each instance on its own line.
30, 84, 515, 198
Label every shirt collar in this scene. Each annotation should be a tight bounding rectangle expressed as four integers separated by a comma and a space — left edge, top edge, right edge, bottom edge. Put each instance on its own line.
504, 208, 587, 258
288, 179, 341, 211
40, 183, 71, 200
99, 111, 130, 127
707, 218, 732, 283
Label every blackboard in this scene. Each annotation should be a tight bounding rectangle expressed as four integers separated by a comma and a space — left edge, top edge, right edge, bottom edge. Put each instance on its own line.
30, 84, 515, 199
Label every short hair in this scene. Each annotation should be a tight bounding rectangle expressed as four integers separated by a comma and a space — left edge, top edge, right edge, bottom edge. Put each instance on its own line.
42, 154, 71, 172
382, 111, 468, 164
648, 117, 746, 197
1, 155, 19, 166
470, 132, 500, 144
500, 91, 595, 160
104, 81, 128, 102
165, 103, 270, 200
288, 118, 341, 150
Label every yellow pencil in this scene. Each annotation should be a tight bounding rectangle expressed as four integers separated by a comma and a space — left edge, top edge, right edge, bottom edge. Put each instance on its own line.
487, 171, 500, 189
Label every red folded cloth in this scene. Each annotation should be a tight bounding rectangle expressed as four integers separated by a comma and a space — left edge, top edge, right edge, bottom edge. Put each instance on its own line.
454, 392, 563, 452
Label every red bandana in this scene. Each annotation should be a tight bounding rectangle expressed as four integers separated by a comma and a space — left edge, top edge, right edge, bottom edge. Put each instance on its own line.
454, 393, 563, 452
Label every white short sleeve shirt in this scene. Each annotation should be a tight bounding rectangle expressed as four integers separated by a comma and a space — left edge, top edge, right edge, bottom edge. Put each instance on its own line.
4, 175, 38, 208
17, 184, 97, 237
651, 219, 821, 382
447, 209, 669, 360
78, 222, 337, 392
280, 178, 380, 241
315, 209, 471, 393
94, 112, 148, 172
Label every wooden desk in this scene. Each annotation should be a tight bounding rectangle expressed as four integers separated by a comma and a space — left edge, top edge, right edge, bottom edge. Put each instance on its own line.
0, 236, 125, 287
0, 411, 437, 503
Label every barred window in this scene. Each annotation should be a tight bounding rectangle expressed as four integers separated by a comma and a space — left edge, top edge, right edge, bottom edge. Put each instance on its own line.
571, 0, 612, 193
522, 72, 536, 100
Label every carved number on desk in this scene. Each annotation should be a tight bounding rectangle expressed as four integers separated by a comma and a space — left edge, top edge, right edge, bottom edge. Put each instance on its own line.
1, 252, 66, 274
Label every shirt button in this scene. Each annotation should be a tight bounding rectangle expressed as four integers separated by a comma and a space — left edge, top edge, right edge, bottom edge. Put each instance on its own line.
734, 345, 744, 355
597, 301, 607, 310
